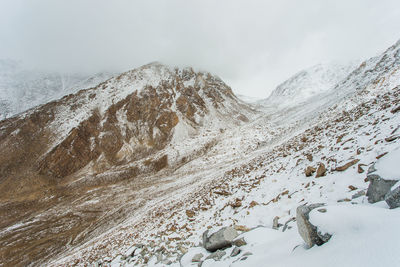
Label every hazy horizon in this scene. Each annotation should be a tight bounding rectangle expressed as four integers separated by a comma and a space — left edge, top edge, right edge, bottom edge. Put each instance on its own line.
1, 0, 400, 97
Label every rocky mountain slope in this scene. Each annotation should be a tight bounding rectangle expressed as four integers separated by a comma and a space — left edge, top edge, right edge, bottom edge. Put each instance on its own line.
0, 62, 256, 266
0, 59, 115, 119
41, 40, 400, 267
1, 38, 400, 267
258, 62, 357, 108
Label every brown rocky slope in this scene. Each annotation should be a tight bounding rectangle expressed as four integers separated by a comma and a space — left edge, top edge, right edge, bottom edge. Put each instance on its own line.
0, 62, 256, 266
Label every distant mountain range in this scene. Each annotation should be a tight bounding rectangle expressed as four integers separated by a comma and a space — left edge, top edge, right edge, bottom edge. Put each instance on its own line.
0, 59, 115, 119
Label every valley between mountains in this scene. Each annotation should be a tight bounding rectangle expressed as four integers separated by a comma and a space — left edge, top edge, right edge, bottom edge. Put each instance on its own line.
1, 40, 400, 267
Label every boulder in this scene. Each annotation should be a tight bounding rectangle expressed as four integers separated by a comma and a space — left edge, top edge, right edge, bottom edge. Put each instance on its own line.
230, 247, 241, 257
272, 216, 280, 230
203, 227, 239, 252
334, 159, 359, 171
385, 185, 400, 209
305, 166, 316, 177
296, 203, 332, 248
366, 174, 397, 203
191, 253, 203, 262
315, 163, 326, 178
204, 250, 226, 261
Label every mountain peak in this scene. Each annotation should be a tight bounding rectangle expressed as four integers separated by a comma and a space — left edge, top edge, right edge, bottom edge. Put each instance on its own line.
260, 62, 358, 107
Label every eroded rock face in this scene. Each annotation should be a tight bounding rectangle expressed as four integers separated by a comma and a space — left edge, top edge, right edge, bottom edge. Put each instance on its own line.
296, 203, 332, 248
202, 227, 239, 252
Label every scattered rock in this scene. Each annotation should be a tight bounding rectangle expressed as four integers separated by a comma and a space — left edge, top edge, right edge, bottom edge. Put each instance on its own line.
231, 199, 242, 208
214, 190, 231, 196
205, 250, 226, 261
192, 253, 203, 262
203, 227, 239, 252
334, 159, 359, 171
240, 252, 253, 261
352, 190, 366, 199
391, 105, 400, 113
385, 185, 400, 209
348, 185, 358, 191
337, 198, 351, 202
232, 237, 247, 247
234, 225, 250, 232
317, 208, 327, 213
186, 210, 195, 218
366, 174, 397, 203
376, 152, 388, 159
230, 247, 241, 257
272, 216, 280, 230
385, 135, 399, 142
315, 163, 326, 178
306, 154, 313, 162
282, 217, 296, 232
249, 201, 259, 208
305, 166, 316, 177
358, 163, 366, 173
296, 203, 332, 248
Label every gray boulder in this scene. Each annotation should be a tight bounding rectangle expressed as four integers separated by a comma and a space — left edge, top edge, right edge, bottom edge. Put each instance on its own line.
366, 174, 397, 203
205, 250, 226, 261
203, 227, 238, 252
296, 203, 332, 248
385, 185, 400, 209
230, 247, 241, 257
191, 253, 203, 262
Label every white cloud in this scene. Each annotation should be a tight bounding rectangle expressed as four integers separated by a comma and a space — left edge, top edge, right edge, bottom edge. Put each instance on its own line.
1, 0, 400, 97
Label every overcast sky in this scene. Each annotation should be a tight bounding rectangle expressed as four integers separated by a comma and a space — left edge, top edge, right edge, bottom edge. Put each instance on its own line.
1, 0, 400, 97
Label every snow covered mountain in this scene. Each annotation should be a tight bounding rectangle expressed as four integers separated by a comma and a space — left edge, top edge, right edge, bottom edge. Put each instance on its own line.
0, 62, 256, 266
59, 40, 399, 266
0, 59, 115, 119
1, 39, 400, 267
259, 62, 358, 108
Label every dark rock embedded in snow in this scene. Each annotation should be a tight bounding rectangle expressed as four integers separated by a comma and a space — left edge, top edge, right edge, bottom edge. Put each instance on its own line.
203, 227, 239, 252
385, 185, 400, 209
296, 203, 332, 248
366, 174, 397, 203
